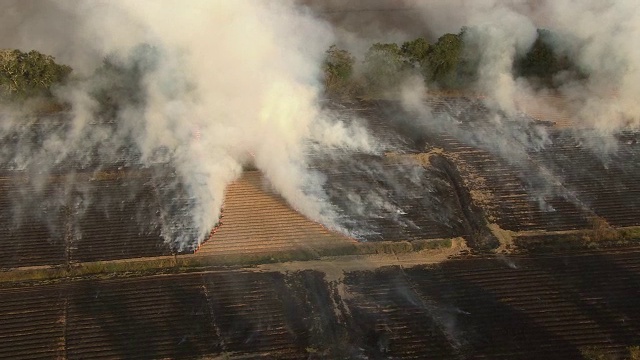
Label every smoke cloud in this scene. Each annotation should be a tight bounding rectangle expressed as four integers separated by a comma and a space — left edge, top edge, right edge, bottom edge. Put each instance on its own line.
307, 0, 639, 134
2, 0, 639, 251
0, 0, 377, 250
416, 0, 638, 134
332, 0, 640, 213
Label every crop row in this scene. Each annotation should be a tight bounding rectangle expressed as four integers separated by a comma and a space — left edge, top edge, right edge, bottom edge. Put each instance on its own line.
2, 249, 639, 359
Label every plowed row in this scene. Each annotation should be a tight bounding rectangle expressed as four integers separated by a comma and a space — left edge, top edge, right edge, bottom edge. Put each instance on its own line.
434, 134, 593, 232
533, 132, 640, 228
2, 249, 639, 359
0, 169, 358, 269
321, 159, 470, 242
196, 171, 354, 256
343, 249, 640, 359
434, 130, 640, 232
3, 98, 639, 268
0, 173, 172, 269
0, 271, 304, 359
0, 179, 67, 268
394, 96, 640, 233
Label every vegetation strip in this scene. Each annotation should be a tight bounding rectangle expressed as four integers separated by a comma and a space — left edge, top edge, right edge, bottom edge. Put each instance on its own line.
512, 224, 640, 253
0, 238, 453, 285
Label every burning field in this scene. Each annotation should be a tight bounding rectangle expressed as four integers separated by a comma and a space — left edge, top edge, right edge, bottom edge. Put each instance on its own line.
1, 92, 640, 358
4, 95, 638, 267
1, 0, 640, 359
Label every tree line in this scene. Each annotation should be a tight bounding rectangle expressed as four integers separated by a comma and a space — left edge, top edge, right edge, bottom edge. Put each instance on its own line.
0, 28, 582, 108
0, 45, 155, 116
323, 27, 582, 97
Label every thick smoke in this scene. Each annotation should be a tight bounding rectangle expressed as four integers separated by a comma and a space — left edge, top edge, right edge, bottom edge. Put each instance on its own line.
0, 0, 377, 250
545, 1, 640, 132
299, 0, 425, 58
308, 0, 639, 214
3, 1, 639, 250
412, 0, 640, 133
308, 0, 640, 134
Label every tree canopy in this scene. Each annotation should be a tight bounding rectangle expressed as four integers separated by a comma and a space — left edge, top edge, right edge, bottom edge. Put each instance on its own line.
400, 37, 430, 66
362, 42, 406, 92
323, 45, 356, 96
322, 26, 583, 97
0, 49, 72, 100
514, 28, 582, 84
89, 44, 163, 120
423, 33, 464, 85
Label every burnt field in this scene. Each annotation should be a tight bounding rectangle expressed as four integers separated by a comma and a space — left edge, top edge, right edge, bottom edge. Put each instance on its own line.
319, 154, 481, 242
1, 249, 639, 359
342, 97, 640, 234
1, 97, 639, 359
0, 167, 195, 269
2, 97, 640, 267
432, 130, 640, 233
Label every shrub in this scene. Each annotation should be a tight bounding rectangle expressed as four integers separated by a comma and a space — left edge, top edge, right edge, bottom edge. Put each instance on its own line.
362, 42, 407, 93
323, 45, 356, 97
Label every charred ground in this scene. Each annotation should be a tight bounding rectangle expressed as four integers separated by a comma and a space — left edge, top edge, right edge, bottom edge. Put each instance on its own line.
1, 96, 640, 359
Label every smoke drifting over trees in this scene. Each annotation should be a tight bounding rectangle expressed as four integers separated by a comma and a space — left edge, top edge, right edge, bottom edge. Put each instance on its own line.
322, 28, 583, 98
0, 0, 639, 249
311, 0, 640, 130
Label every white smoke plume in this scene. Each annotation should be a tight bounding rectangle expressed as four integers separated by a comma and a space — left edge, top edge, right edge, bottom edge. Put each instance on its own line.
308, 0, 639, 135
545, 1, 640, 133
3, 1, 639, 251
390, 0, 640, 212
417, 0, 640, 134
0, 0, 378, 250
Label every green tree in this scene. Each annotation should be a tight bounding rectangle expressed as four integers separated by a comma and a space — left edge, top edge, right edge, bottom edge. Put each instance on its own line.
516, 29, 559, 80
323, 45, 355, 96
0, 49, 71, 99
90, 44, 161, 119
362, 42, 406, 92
423, 33, 464, 87
515, 28, 585, 85
400, 37, 431, 67
400, 37, 430, 67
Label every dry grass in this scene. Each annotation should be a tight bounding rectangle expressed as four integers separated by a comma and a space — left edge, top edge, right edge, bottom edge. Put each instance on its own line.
580, 346, 640, 360
580, 346, 615, 360
384, 149, 445, 168
0, 239, 454, 285
584, 216, 619, 242
513, 222, 640, 253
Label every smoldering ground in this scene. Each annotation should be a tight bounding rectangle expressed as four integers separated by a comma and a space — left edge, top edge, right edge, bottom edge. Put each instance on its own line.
2, 0, 640, 251
311, 0, 640, 215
